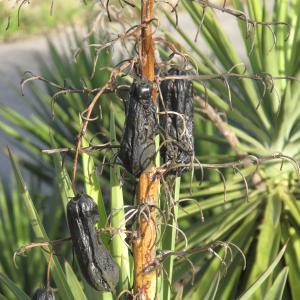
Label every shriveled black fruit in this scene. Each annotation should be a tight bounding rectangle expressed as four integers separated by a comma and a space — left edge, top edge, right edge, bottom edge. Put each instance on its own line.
31, 288, 55, 300
67, 194, 119, 292
118, 81, 158, 177
159, 68, 194, 174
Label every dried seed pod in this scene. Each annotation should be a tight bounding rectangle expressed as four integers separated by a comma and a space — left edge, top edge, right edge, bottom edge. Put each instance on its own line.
31, 288, 55, 300
118, 81, 158, 177
67, 193, 119, 292
159, 68, 194, 174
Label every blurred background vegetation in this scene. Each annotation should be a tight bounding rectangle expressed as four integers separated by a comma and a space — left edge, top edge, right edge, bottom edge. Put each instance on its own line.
0, 0, 232, 42
0, 0, 85, 42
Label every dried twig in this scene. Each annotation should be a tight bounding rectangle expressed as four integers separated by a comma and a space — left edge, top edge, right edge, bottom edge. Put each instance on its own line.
155, 153, 300, 177
194, 96, 246, 157
193, 0, 290, 41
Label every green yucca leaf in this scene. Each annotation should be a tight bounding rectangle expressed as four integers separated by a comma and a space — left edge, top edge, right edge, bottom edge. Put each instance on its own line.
264, 267, 289, 300
203, 272, 221, 300
109, 104, 130, 292
216, 211, 258, 299
51, 132, 74, 216
281, 223, 300, 299
244, 193, 282, 299
65, 261, 87, 300
0, 293, 8, 300
161, 177, 181, 300
8, 148, 75, 300
0, 273, 30, 300
237, 243, 287, 300
81, 120, 107, 229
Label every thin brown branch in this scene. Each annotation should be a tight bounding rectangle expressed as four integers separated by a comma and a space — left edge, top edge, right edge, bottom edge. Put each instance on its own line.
42, 143, 120, 154
72, 83, 109, 192
46, 252, 53, 289
155, 153, 300, 177
144, 240, 246, 275
71, 60, 132, 192
159, 73, 300, 83
193, 0, 290, 36
20, 71, 129, 98
194, 96, 246, 157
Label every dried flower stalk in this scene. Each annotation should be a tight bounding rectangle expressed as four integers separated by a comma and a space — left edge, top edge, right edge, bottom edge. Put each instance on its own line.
133, 1, 159, 299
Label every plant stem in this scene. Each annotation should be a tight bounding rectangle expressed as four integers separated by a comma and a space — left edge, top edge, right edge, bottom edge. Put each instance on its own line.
133, 171, 158, 299
140, 0, 155, 81
133, 1, 158, 299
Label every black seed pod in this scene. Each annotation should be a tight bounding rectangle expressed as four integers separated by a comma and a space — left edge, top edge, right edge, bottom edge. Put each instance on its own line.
31, 288, 55, 300
159, 68, 194, 174
67, 194, 119, 291
118, 81, 158, 177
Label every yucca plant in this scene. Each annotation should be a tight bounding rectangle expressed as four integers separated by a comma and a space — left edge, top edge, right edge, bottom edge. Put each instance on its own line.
0, 28, 122, 180
160, 1, 300, 299
1, 0, 300, 299
0, 174, 68, 299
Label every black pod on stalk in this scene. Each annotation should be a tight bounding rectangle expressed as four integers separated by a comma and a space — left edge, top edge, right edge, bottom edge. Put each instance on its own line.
118, 81, 158, 177
159, 68, 194, 174
31, 288, 55, 300
67, 194, 119, 292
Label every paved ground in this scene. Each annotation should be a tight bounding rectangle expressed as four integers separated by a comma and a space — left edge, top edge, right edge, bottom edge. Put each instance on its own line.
0, 33, 66, 183
0, 12, 245, 184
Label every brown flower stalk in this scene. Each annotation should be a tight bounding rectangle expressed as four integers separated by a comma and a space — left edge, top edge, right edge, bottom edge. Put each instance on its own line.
133, 1, 159, 299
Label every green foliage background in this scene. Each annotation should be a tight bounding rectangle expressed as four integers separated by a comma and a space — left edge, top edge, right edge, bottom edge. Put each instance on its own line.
0, 0, 86, 42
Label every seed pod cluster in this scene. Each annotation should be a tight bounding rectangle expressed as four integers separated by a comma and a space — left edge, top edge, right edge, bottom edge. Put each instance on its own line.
118, 81, 158, 177
159, 68, 194, 174
67, 193, 119, 292
31, 288, 55, 300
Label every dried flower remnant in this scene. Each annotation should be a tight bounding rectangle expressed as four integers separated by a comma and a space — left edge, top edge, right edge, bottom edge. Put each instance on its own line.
67, 193, 119, 291
31, 288, 55, 300
159, 68, 194, 174
118, 81, 159, 177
